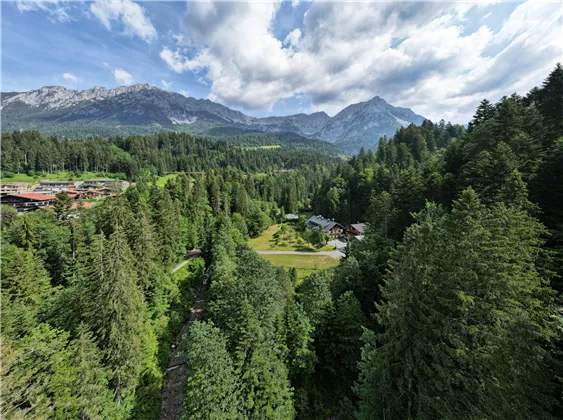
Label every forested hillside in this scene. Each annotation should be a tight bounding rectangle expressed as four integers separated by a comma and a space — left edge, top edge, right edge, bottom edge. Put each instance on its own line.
1, 131, 341, 179
0, 159, 330, 418
1, 64, 562, 419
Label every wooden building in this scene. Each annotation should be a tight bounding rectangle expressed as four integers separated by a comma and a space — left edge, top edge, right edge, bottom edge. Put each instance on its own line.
2, 193, 55, 212
35, 180, 77, 194
306, 215, 345, 238
347, 223, 366, 237
0, 182, 30, 196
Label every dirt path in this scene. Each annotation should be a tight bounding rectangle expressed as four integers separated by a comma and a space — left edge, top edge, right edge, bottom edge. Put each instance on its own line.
171, 250, 201, 273
160, 253, 207, 420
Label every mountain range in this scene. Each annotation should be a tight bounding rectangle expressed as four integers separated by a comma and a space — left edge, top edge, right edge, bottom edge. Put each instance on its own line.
1, 84, 425, 153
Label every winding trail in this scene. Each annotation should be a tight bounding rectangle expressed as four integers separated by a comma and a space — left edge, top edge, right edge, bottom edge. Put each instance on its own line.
160, 250, 206, 420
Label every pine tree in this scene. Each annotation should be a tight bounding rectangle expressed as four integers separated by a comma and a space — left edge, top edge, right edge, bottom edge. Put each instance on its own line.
538, 63, 563, 141
182, 321, 243, 420
84, 229, 145, 405
468, 98, 496, 131
318, 291, 366, 417
1, 205, 18, 230
355, 190, 557, 420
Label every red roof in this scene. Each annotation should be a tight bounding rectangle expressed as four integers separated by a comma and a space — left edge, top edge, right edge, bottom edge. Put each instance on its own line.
71, 202, 95, 209
5, 193, 55, 201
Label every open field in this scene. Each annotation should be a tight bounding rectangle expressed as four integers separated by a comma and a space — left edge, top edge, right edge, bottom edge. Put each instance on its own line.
248, 224, 337, 252
1, 171, 116, 183
260, 253, 338, 283
155, 173, 180, 187
241, 145, 281, 150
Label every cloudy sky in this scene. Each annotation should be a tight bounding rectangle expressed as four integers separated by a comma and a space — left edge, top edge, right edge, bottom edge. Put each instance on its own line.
2, 1, 562, 123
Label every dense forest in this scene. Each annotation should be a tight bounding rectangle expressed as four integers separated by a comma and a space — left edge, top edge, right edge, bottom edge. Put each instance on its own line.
0, 131, 341, 179
1, 63, 562, 419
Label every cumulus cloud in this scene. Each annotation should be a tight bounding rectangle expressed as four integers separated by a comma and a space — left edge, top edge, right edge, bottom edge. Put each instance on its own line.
160, 1, 561, 123
179, 89, 190, 97
284, 29, 302, 49
63, 73, 80, 83
114, 68, 134, 85
90, 0, 157, 42
161, 80, 172, 90
16, 0, 72, 22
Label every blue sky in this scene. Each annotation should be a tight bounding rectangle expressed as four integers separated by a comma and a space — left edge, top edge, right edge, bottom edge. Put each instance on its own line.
2, 1, 562, 122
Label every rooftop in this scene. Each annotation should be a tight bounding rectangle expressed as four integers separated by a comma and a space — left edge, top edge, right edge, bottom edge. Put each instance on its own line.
349, 223, 366, 234
5, 192, 56, 201
306, 215, 342, 232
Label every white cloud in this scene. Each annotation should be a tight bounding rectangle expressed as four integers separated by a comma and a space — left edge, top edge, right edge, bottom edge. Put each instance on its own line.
179, 90, 190, 97
284, 29, 302, 49
63, 73, 80, 83
171, 33, 184, 44
16, 0, 72, 22
114, 68, 134, 85
90, 0, 157, 42
161, 80, 172, 90
161, 1, 561, 123
481, 11, 492, 21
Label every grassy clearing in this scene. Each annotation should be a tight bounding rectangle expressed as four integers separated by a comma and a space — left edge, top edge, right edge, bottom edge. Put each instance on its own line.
241, 145, 281, 150
1, 171, 112, 184
155, 173, 180, 187
248, 224, 336, 252
260, 254, 339, 283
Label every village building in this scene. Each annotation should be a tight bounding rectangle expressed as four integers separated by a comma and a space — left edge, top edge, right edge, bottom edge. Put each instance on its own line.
70, 201, 95, 210
35, 180, 77, 194
306, 215, 345, 238
96, 187, 114, 197
0, 182, 31, 196
75, 190, 103, 200
80, 179, 122, 190
2, 192, 55, 212
347, 223, 366, 236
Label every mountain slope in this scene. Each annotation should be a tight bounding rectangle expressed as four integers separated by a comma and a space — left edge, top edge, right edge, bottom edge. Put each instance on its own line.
315, 96, 425, 151
1, 84, 425, 152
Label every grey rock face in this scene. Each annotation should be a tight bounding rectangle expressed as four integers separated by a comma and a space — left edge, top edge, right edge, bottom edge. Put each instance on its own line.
2, 85, 425, 153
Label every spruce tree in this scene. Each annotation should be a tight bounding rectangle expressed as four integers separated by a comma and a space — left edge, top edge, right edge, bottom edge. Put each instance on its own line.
182, 321, 243, 420
84, 228, 145, 406
356, 190, 557, 420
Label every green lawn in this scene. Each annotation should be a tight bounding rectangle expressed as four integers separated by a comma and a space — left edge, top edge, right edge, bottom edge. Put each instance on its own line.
248, 224, 336, 252
260, 254, 339, 284
241, 145, 281, 150
1, 171, 113, 184
155, 173, 180, 187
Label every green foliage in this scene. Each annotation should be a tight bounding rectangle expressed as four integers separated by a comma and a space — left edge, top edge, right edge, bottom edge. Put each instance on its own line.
1, 63, 561, 420
355, 190, 558, 420
304, 226, 328, 248
0, 130, 340, 177
83, 229, 145, 406
182, 321, 243, 419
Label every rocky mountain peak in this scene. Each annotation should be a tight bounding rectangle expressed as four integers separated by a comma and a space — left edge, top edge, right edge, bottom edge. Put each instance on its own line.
1, 84, 425, 153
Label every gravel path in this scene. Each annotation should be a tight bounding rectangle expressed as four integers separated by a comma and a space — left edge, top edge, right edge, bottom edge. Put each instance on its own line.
171, 250, 201, 273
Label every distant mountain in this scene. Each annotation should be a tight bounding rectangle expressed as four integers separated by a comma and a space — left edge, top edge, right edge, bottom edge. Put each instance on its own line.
1, 84, 425, 152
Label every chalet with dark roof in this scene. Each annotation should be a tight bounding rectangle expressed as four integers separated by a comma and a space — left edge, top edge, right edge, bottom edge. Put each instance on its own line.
306, 215, 344, 238
347, 223, 366, 236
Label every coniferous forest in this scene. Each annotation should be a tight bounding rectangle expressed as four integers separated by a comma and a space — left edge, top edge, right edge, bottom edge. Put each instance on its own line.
1, 64, 562, 419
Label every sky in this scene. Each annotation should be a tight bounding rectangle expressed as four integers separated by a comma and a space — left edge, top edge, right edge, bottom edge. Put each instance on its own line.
2, 0, 562, 123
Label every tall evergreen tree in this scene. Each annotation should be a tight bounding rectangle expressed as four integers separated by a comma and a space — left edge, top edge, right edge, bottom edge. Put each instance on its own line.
182, 321, 243, 420
84, 229, 145, 406
356, 190, 557, 420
